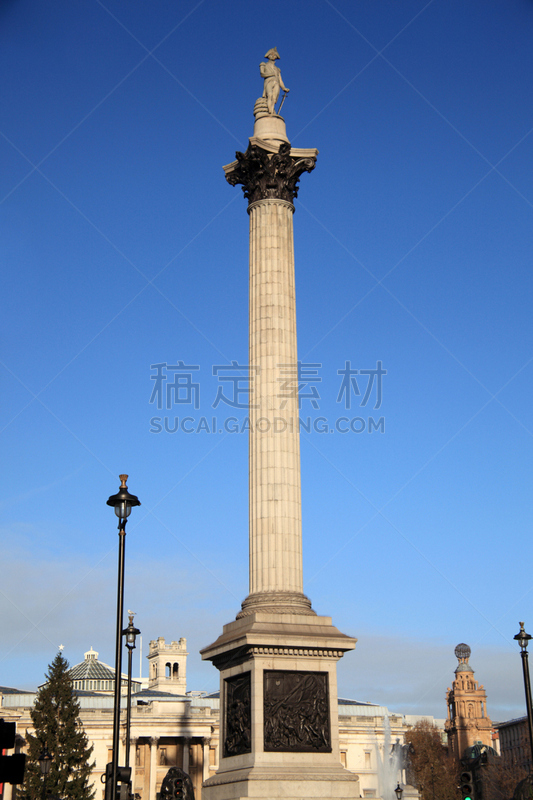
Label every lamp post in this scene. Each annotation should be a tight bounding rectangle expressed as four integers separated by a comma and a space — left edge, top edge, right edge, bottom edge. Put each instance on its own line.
514, 621, 533, 770
107, 475, 141, 800
394, 783, 403, 800
122, 613, 140, 769
39, 747, 52, 800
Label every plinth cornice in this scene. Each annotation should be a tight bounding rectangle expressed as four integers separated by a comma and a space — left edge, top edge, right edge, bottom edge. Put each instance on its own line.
223, 140, 318, 205
200, 610, 357, 670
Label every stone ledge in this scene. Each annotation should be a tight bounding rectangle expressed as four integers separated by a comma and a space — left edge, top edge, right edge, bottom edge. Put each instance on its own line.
204, 762, 359, 785
202, 763, 360, 800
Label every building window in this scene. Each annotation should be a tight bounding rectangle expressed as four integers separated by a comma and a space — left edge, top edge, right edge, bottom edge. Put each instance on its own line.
363, 790, 376, 797
173, 663, 179, 679
166, 663, 171, 679
340, 751, 347, 767
365, 751, 371, 768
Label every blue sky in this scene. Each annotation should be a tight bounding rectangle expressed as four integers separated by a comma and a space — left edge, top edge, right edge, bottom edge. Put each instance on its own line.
2, 0, 533, 722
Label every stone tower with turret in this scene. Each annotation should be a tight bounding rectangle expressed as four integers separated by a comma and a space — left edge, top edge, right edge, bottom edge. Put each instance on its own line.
445, 643, 493, 759
147, 637, 188, 695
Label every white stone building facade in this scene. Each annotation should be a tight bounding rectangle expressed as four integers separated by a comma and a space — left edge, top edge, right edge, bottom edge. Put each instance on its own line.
1, 640, 444, 800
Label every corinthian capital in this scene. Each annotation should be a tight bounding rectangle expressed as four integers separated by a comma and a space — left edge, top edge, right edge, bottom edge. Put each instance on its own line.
225, 142, 317, 205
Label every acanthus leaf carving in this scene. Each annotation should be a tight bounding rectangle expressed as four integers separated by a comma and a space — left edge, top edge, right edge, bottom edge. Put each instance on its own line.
226, 142, 316, 205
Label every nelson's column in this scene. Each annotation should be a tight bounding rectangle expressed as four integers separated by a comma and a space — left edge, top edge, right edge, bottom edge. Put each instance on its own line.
201, 49, 359, 800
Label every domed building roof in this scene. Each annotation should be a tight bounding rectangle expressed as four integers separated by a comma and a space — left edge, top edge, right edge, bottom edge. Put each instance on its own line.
456, 662, 474, 673
68, 648, 141, 694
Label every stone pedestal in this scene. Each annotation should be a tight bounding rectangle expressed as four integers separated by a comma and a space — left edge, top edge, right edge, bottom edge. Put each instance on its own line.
202, 106, 358, 800
252, 112, 289, 145
201, 612, 358, 800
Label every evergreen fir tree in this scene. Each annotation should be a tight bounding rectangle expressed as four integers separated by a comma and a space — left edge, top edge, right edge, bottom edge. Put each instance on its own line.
21, 651, 94, 800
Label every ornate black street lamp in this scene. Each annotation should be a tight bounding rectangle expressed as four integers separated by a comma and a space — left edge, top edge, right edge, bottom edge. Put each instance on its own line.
39, 747, 52, 800
107, 475, 140, 800
514, 621, 533, 769
394, 783, 403, 800
122, 613, 140, 769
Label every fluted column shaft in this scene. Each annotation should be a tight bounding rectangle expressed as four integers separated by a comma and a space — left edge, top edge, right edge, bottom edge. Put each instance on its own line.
224, 139, 317, 617
248, 198, 303, 600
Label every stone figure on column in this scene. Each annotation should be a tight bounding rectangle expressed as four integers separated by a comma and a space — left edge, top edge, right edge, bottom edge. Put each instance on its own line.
260, 48, 289, 115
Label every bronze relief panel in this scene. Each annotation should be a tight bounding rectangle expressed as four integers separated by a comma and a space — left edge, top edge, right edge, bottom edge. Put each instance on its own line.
263, 670, 331, 752
224, 672, 251, 758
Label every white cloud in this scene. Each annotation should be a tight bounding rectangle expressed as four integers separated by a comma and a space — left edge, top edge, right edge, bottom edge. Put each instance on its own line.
337, 632, 525, 723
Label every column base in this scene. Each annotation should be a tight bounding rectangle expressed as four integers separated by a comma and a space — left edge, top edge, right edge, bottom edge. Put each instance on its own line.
237, 591, 315, 618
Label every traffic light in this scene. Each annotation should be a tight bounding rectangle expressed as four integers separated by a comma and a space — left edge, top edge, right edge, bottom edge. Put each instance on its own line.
159, 767, 190, 800
0, 719, 25, 785
0, 722, 15, 751
460, 770, 475, 800
104, 763, 131, 800
172, 776, 184, 800
116, 766, 131, 800
0, 754, 26, 785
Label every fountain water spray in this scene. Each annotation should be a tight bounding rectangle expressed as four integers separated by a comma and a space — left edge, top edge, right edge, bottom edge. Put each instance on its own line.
376, 716, 403, 800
